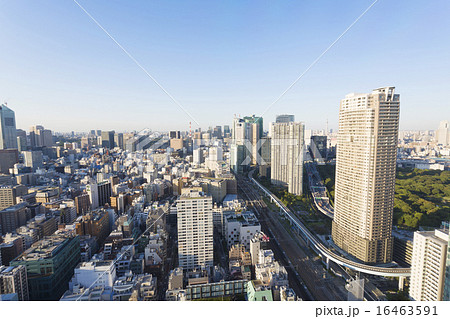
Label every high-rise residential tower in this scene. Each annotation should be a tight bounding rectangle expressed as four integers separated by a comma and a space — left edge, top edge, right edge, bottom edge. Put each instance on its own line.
177, 189, 213, 271
332, 87, 400, 264
0, 104, 18, 150
410, 228, 449, 301
270, 122, 305, 196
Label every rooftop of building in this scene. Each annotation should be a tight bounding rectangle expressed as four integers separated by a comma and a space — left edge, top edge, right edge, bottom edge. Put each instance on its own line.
250, 280, 272, 291
83, 209, 109, 221
226, 210, 259, 225
169, 267, 183, 277
75, 260, 114, 270
13, 233, 74, 262
0, 202, 28, 212
415, 228, 449, 243
0, 265, 24, 274
178, 189, 211, 200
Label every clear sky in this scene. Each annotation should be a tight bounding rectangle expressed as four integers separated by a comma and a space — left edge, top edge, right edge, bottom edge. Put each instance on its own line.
0, 0, 449, 133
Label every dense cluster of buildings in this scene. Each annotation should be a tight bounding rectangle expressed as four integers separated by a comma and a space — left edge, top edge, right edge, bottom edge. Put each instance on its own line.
0, 103, 300, 301
0, 86, 449, 302
397, 120, 450, 171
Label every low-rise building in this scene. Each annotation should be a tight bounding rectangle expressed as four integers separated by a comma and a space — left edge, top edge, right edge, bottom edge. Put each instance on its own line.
10, 233, 81, 300
246, 280, 273, 301
68, 260, 116, 292
128, 274, 157, 301
225, 210, 260, 250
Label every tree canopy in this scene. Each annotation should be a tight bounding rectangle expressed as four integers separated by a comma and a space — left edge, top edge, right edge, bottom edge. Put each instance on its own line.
317, 165, 450, 229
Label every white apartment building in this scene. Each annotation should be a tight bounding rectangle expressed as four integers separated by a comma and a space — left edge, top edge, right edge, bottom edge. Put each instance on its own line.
69, 260, 116, 291
270, 122, 305, 196
332, 87, 400, 264
410, 229, 449, 301
177, 189, 213, 271
86, 182, 99, 209
225, 210, 260, 251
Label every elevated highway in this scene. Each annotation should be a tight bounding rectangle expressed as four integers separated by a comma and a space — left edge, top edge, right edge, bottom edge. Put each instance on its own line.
305, 161, 334, 218
249, 172, 411, 278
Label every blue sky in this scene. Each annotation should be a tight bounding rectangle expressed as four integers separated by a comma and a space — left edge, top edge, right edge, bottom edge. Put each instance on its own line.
0, 0, 449, 132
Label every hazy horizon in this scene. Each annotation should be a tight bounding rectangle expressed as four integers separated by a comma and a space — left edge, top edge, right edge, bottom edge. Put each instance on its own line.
1, 1, 449, 132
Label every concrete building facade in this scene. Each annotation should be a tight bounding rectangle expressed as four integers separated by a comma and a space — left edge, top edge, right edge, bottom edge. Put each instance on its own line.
410, 229, 448, 301
270, 122, 305, 196
177, 190, 213, 271
332, 87, 400, 264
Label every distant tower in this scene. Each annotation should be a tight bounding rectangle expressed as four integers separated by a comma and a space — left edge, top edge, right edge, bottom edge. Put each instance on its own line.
0, 103, 18, 149
270, 122, 305, 195
436, 120, 450, 146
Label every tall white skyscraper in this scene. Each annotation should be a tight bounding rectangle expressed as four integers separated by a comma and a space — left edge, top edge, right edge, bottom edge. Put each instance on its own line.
270, 122, 305, 196
177, 189, 213, 271
332, 87, 400, 264
436, 120, 450, 146
0, 104, 18, 150
410, 229, 449, 301
86, 182, 99, 209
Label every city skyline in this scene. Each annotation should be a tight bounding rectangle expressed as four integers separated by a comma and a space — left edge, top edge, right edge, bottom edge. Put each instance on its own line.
0, 0, 450, 309
0, 1, 449, 132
